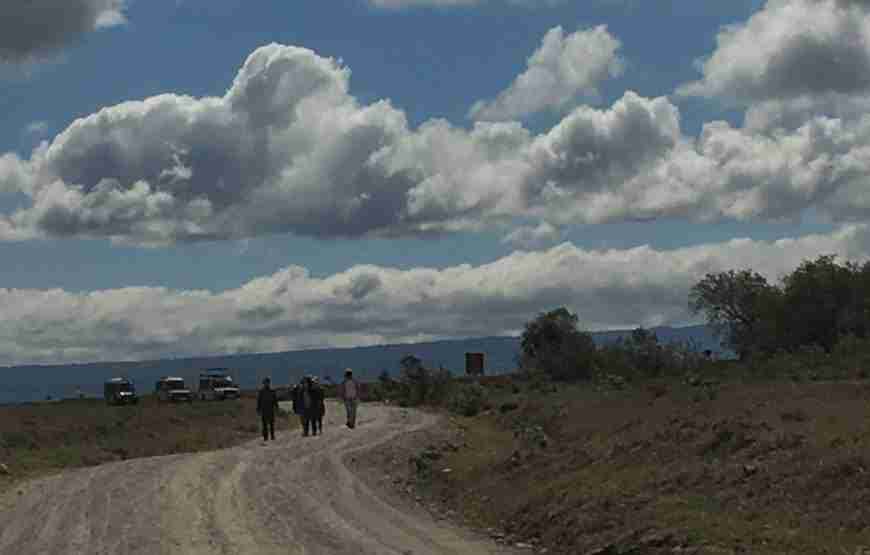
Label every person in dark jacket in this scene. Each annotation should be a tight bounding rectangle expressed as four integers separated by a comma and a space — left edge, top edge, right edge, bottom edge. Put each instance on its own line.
256, 377, 279, 441
294, 376, 325, 437
311, 377, 326, 435
294, 378, 311, 437
290, 382, 299, 415
292, 379, 306, 432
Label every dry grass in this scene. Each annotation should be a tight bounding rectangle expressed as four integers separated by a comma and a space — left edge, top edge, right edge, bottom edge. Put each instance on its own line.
416, 378, 870, 554
9, 376, 870, 553
0, 395, 296, 494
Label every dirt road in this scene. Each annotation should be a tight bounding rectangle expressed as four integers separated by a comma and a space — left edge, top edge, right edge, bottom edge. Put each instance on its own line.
0, 402, 517, 555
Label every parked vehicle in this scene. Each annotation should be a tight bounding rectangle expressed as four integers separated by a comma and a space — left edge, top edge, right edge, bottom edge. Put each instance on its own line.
155, 376, 193, 402
104, 377, 138, 405
198, 369, 240, 401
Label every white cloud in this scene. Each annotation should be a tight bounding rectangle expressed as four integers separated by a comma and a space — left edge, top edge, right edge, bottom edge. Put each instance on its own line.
649, 112, 870, 225
520, 91, 681, 220
740, 94, 870, 132
0, 224, 867, 365
676, 0, 870, 137
501, 221, 561, 249
517, 95, 870, 228
0, 45, 415, 244
0, 43, 667, 245
679, 0, 870, 104
469, 25, 623, 121
0, 0, 127, 63
4, 34, 870, 246
653, 0, 870, 222
0, 153, 35, 198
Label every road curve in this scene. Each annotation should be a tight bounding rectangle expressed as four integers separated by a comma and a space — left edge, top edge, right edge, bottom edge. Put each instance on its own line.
0, 402, 515, 555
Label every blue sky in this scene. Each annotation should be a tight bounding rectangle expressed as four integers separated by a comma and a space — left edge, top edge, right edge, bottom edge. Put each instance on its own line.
0, 0, 866, 365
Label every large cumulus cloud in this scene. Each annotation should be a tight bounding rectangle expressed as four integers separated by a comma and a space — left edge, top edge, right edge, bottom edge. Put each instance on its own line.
605, 114, 870, 225
0, 43, 685, 245
5, 24, 870, 246
679, 0, 870, 103
3, 45, 415, 244
469, 25, 624, 121
678, 0, 870, 134
2, 224, 868, 365
0, 0, 127, 63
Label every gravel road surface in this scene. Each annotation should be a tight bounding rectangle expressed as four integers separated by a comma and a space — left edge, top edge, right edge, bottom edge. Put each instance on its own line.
0, 402, 517, 555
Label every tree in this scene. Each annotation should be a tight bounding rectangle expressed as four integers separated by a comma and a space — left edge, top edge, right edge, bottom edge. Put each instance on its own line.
850, 261, 870, 339
692, 256, 870, 359
395, 355, 452, 406
521, 307, 579, 358
689, 270, 780, 360
627, 327, 665, 375
782, 255, 858, 353
520, 307, 597, 381
400, 355, 423, 374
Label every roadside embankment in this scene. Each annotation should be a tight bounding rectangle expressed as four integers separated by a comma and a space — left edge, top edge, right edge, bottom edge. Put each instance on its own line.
352, 377, 870, 555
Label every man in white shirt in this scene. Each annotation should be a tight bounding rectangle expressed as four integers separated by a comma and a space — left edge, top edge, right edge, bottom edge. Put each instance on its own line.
338, 368, 359, 429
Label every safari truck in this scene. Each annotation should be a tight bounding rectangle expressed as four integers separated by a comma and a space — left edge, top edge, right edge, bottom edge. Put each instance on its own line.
104, 377, 139, 405
198, 369, 240, 401
155, 376, 193, 402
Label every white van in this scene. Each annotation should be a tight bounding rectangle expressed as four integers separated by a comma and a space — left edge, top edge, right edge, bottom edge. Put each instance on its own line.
155, 376, 193, 402
198, 370, 240, 401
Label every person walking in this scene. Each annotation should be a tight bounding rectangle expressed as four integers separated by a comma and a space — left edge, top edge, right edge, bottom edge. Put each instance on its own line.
256, 377, 279, 442
311, 377, 326, 435
338, 368, 359, 429
294, 376, 321, 437
292, 378, 308, 436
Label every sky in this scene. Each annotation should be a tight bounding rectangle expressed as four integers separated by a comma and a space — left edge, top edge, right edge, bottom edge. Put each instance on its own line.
1, 0, 869, 366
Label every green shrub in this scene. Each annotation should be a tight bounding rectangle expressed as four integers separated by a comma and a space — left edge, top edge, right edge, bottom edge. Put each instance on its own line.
389, 365, 455, 407
0, 431, 34, 450
595, 329, 710, 384
745, 344, 861, 381
519, 308, 598, 382
447, 383, 485, 417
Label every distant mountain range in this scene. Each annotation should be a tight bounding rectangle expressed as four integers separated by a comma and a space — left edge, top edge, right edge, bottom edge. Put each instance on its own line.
0, 324, 724, 404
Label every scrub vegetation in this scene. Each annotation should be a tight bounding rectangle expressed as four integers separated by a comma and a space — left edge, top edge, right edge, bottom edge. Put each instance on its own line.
0, 395, 294, 495
371, 254, 870, 554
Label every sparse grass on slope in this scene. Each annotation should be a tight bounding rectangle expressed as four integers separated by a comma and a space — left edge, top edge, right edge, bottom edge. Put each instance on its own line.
411, 377, 870, 555
0, 395, 296, 494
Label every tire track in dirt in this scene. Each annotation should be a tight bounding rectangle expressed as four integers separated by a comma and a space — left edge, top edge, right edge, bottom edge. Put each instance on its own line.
0, 454, 173, 554
0, 402, 518, 555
